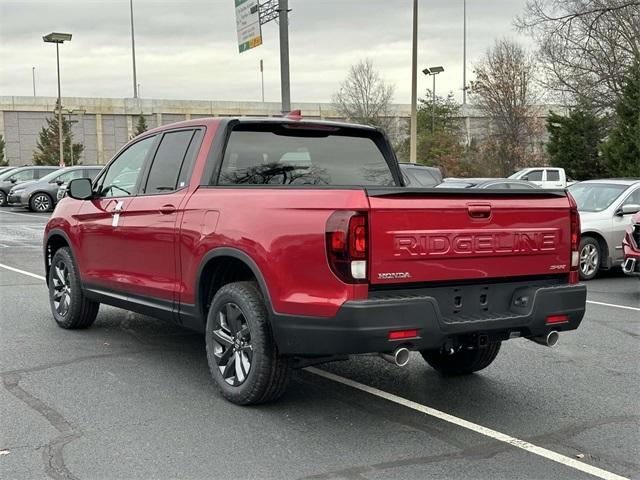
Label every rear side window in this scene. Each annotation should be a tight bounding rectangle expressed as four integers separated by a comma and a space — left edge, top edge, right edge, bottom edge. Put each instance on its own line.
217, 125, 395, 186
546, 170, 560, 181
144, 130, 195, 193
36, 168, 57, 179
9, 169, 36, 182
410, 168, 439, 187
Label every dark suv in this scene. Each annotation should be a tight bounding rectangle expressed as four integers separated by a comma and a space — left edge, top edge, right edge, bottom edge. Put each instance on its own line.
0, 166, 59, 207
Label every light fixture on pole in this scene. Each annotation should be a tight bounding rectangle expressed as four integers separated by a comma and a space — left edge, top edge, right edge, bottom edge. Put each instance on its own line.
409, 0, 418, 164
43, 32, 72, 168
422, 66, 444, 134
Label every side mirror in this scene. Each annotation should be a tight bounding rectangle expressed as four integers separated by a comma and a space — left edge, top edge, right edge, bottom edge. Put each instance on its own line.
68, 178, 93, 200
521, 175, 528, 181
10, 178, 16, 183
616, 204, 640, 216
56, 180, 63, 185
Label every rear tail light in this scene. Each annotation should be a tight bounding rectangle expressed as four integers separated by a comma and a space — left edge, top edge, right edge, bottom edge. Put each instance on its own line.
568, 192, 581, 284
326, 211, 368, 283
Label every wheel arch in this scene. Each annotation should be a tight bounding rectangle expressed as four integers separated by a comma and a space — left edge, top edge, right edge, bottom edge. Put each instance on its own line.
44, 229, 75, 279
195, 248, 274, 323
581, 231, 610, 269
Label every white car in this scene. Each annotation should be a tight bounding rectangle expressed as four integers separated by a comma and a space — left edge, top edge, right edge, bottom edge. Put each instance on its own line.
568, 179, 640, 280
509, 167, 576, 189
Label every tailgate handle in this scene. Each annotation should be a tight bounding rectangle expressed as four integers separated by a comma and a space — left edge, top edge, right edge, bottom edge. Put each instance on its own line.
468, 204, 491, 219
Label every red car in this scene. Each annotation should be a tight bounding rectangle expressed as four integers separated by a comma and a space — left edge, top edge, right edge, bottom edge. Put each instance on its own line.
622, 213, 640, 277
44, 117, 586, 405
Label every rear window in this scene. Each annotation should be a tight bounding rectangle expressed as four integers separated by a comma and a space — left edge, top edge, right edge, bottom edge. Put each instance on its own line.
546, 170, 560, 181
217, 124, 395, 186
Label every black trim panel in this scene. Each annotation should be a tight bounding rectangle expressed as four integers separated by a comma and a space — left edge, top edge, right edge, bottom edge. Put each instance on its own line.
83, 284, 175, 323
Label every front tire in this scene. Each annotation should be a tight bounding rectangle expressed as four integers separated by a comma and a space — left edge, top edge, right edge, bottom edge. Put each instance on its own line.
205, 282, 291, 405
0, 191, 7, 207
48, 247, 99, 329
579, 237, 601, 281
30, 192, 53, 212
421, 342, 501, 375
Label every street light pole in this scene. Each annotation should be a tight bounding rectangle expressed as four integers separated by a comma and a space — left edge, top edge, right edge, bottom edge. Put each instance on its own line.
423, 66, 444, 134
463, 0, 467, 104
130, 0, 138, 98
260, 59, 265, 102
43, 32, 72, 167
32, 67, 36, 96
409, 0, 418, 164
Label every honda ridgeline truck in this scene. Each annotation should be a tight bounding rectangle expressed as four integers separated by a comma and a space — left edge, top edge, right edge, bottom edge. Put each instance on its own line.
44, 116, 587, 405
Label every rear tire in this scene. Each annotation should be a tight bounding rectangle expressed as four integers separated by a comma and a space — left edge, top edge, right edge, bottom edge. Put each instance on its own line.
421, 342, 501, 375
48, 247, 99, 329
205, 281, 291, 405
0, 191, 7, 207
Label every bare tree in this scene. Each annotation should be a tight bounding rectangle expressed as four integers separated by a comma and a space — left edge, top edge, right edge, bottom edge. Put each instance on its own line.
470, 39, 543, 175
332, 59, 396, 131
515, 0, 640, 111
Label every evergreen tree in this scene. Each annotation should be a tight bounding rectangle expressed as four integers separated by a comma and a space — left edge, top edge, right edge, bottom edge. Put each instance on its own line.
33, 113, 84, 166
0, 134, 7, 167
601, 62, 640, 177
133, 114, 148, 137
546, 106, 608, 180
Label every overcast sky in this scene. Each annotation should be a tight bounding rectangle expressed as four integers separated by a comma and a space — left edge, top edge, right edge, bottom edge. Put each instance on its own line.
0, 0, 534, 104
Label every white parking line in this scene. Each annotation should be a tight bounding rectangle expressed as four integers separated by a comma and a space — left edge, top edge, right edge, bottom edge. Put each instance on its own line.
307, 367, 628, 480
0, 263, 45, 281
587, 300, 640, 312
0, 209, 49, 220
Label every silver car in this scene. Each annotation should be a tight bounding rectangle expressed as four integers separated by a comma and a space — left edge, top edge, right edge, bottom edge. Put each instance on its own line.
568, 179, 640, 280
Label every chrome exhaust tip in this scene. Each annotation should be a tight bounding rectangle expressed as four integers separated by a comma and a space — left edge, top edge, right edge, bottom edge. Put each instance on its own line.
529, 330, 559, 347
622, 258, 636, 274
380, 347, 411, 367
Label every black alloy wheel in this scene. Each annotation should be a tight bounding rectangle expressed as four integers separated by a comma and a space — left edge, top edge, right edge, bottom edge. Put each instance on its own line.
210, 302, 253, 386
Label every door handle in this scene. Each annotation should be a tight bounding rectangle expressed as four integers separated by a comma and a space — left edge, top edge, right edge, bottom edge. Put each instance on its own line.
468, 204, 491, 219
159, 204, 176, 215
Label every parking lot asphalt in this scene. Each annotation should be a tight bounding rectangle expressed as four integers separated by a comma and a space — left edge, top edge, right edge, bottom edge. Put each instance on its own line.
0, 207, 638, 480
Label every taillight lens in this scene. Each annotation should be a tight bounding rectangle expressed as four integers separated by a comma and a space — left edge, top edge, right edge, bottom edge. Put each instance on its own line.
326, 211, 368, 283
568, 192, 581, 283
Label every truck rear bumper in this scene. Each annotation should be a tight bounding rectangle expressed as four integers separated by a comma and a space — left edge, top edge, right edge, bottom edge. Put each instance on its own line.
272, 282, 586, 356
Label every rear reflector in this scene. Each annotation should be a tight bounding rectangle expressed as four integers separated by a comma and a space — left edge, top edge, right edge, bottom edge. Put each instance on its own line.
388, 329, 418, 340
546, 314, 569, 325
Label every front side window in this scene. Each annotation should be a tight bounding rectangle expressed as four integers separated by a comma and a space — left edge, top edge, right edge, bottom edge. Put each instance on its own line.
568, 183, 627, 212
144, 130, 195, 194
97, 136, 155, 198
9, 169, 36, 182
526, 170, 543, 181
622, 188, 640, 206
53, 170, 84, 184
218, 125, 395, 186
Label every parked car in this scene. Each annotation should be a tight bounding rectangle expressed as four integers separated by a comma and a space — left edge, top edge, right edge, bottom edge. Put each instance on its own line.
56, 167, 103, 202
568, 179, 640, 280
8, 166, 102, 212
45, 116, 586, 406
399, 163, 442, 187
509, 167, 576, 188
622, 213, 640, 278
436, 178, 539, 189
0, 166, 59, 207
0, 166, 19, 175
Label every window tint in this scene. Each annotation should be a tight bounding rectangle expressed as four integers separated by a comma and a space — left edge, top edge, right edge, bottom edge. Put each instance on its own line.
410, 169, 439, 187
622, 188, 640, 206
53, 169, 84, 184
9, 169, 36, 182
218, 126, 394, 186
546, 170, 560, 181
526, 170, 543, 181
144, 130, 195, 194
98, 136, 155, 197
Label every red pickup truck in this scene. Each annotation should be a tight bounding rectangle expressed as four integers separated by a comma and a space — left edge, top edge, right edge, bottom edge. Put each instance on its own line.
44, 117, 586, 405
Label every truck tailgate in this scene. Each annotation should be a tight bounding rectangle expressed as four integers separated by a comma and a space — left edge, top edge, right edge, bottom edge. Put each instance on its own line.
367, 189, 571, 285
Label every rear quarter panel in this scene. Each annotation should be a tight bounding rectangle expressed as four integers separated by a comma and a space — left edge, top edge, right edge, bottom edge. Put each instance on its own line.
179, 188, 370, 317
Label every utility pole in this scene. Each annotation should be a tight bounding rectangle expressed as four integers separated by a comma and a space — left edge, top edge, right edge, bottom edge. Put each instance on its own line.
32, 67, 36, 96
56, 44, 64, 167
260, 59, 265, 102
278, 0, 291, 114
409, 0, 418, 164
463, 0, 467, 104
130, 0, 138, 98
